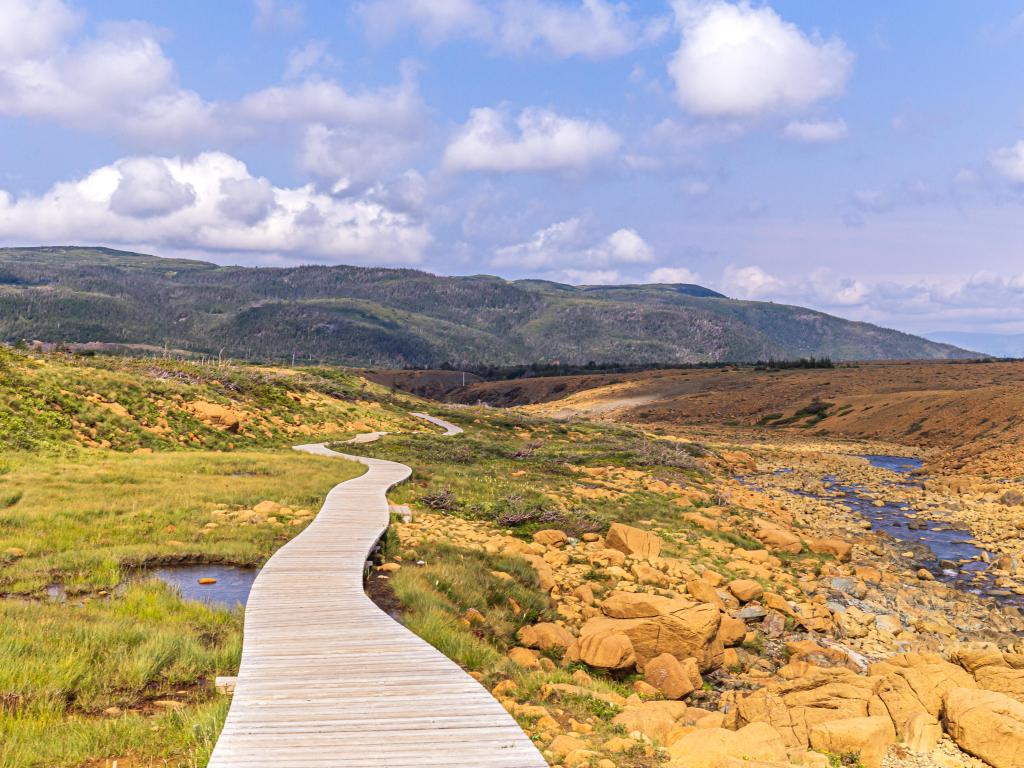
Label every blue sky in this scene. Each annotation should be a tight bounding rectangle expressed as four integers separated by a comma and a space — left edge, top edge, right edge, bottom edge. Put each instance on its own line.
1, 1, 1024, 338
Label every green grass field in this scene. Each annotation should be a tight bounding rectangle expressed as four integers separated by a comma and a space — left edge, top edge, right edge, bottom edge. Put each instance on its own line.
0, 447, 363, 768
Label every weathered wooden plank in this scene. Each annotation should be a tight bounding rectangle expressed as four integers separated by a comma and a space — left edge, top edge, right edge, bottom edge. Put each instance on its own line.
208, 415, 546, 767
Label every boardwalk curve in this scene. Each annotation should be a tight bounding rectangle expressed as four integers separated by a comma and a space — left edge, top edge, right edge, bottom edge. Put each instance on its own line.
209, 414, 546, 768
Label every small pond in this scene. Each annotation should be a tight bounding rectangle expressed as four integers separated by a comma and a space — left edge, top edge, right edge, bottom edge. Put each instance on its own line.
149, 565, 259, 609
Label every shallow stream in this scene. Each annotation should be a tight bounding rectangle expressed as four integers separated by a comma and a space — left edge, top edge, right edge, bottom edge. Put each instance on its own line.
810, 454, 1020, 606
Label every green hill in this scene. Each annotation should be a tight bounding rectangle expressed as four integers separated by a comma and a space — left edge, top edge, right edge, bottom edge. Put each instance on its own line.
0, 246, 970, 365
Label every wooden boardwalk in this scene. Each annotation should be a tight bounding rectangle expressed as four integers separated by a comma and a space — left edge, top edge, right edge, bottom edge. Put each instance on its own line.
208, 415, 546, 767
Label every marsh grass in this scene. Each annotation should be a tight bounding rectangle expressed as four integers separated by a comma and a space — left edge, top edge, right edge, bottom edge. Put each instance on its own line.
0, 449, 361, 594
388, 541, 554, 670
0, 583, 237, 768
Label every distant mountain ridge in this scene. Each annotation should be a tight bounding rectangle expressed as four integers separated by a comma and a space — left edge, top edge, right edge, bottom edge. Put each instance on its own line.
0, 246, 972, 366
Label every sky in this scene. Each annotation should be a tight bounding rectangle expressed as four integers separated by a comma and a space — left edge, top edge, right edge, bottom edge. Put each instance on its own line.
1, 0, 1024, 338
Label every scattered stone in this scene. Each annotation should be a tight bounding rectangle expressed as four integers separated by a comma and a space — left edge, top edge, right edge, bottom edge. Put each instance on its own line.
604, 522, 662, 559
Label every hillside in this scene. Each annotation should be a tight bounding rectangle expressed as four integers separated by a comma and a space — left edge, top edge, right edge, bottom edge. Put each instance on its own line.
0, 246, 970, 366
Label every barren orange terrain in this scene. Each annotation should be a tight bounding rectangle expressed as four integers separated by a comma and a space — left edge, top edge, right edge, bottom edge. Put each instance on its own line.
450, 361, 1024, 478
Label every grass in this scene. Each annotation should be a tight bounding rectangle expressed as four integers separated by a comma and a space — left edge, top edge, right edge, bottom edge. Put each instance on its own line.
0, 583, 236, 768
0, 449, 362, 595
348, 408, 716, 540
387, 541, 555, 670
0, 446, 365, 767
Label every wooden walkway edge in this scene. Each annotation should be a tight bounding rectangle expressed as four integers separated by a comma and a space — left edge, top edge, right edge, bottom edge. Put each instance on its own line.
208, 415, 546, 767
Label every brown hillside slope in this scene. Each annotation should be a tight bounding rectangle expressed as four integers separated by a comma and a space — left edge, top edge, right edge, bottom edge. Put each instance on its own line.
449, 361, 1024, 478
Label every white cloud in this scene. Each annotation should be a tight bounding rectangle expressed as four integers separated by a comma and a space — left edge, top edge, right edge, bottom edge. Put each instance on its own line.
668, 1, 853, 118
721, 264, 785, 299
648, 266, 700, 283
492, 219, 653, 272
0, 2, 214, 142
443, 106, 621, 173
784, 118, 848, 143
0, 0, 79, 61
357, 0, 666, 59
0, 0, 424, 176
604, 228, 653, 263
991, 140, 1024, 183
109, 157, 196, 218
0, 152, 430, 264
498, 0, 669, 59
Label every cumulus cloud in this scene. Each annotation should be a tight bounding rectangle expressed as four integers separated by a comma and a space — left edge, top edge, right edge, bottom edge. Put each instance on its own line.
721, 264, 786, 299
0, 0, 424, 179
0, 0, 79, 60
443, 107, 621, 173
0, 152, 430, 264
0, 2, 215, 142
109, 158, 196, 218
357, 0, 666, 58
990, 140, 1024, 183
491, 219, 653, 274
668, 1, 853, 118
648, 266, 701, 283
784, 118, 848, 143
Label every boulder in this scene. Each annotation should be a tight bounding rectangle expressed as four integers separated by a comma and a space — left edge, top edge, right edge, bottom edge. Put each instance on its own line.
808, 538, 853, 562
507, 647, 541, 669
582, 601, 723, 671
808, 716, 895, 768
869, 653, 977, 717
612, 700, 691, 743
666, 722, 788, 768
752, 521, 802, 554
631, 561, 671, 586
605, 522, 662, 559
737, 668, 879, 747
944, 687, 1024, 768
521, 554, 556, 591
728, 579, 763, 602
718, 614, 747, 647
644, 653, 701, 700
533, 529, 568, 547
903, 712, 942, 754
686, 578, 725, 608
952, 648, 1024, 703
576, 630, 636, 670
600, 591, 693, 619
516, 622, 574, 651
547, 734, 587, 758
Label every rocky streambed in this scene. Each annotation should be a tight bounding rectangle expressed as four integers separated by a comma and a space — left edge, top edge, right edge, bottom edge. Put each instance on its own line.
805, 455, 1024, 609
